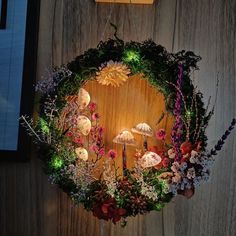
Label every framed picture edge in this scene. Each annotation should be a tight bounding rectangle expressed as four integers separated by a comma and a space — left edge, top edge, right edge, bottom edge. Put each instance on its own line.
0, 0, 8, 29
0, 0, 41, 161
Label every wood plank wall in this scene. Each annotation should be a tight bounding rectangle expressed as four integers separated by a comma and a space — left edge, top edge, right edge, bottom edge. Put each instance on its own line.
1, 0, 236, 235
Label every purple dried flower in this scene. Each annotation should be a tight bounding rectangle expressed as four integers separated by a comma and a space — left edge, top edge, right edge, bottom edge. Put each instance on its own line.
171, 64, 184, 162
209, 118, 236, 156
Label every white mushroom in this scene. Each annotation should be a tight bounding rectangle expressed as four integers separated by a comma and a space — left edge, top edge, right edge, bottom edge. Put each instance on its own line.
113, 130, 136, 176
131, 123, 153, 151
75, 147, 88, 161
77, 88, 91, 109
140, 151, 162, 168
113, 130, 136, 146
77, 115, 91, 136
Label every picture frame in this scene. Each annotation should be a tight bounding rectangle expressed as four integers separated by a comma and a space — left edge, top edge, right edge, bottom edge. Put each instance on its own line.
0, 0, 40, 161
0, 0, 7, 29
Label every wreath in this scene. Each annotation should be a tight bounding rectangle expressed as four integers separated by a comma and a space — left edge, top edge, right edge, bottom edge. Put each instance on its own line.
21, 38, 235, 226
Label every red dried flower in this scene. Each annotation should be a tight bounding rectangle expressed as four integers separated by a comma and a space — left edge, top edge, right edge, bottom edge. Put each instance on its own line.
92, 198, 126, 224
88, 102, 97, 112
156, 129, 166, 140
162, 157, 170, 168
149, 146, 158, 153
98, 148, 105, 156
66, 131, 73, 137
73, 137, 84, 145
180, 141, 193, 155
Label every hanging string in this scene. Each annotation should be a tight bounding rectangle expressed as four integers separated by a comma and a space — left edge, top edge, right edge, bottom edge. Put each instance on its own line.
101, 3, 115, 40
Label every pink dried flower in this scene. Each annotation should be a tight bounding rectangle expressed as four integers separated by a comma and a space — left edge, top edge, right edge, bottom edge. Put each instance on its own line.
107, 149, 117, 159
90, 144, 99, 152
92, 113, 100, 120
88, 102, 97, 112
98, 127, 105, 135
98, 148, 105, 156
156, 129, 166, 140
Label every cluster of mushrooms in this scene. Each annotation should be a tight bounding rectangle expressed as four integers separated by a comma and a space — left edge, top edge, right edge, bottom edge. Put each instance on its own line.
113, 123, 162, 175
64, 88, 162, 175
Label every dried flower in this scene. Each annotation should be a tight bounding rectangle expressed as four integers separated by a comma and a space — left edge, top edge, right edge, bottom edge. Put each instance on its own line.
180, 141, 193, 155
98, 127, 105, 134
90, 144, 99, 153
171, 64, 183, 162
88, 102, 97, 112
189, 150, 198, 164
93, 197, 126, 224
156, 128, 166, 140
172, 173, 181, 183
73, 137, 84, 145
92, 113, 100, 120
107, 149, 117, 159
167, 148, 176, 159
187, 167, 196, 179
96, 61, 130, 87
98, 148, 105, 156
162, 157, 170, 168
171, 162, 180, 172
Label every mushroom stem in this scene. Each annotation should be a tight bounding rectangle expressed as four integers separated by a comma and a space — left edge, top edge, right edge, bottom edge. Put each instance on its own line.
143, 135, 148, 152
122, 143, 127, 176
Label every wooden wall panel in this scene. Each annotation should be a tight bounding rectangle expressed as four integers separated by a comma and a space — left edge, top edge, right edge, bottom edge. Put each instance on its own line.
83, 76, 174, 175
172, 1, 236, 236
0, 0, 236, 235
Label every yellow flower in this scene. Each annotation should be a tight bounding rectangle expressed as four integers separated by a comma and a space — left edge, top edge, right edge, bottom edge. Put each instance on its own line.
96, 61, 130, 87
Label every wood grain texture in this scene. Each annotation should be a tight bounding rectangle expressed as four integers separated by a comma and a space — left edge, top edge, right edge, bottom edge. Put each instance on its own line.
83, 75, 174, 175
0, 0, 236, 235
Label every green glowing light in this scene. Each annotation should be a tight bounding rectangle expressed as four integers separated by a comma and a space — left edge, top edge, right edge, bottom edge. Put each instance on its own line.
51, 155, 64, 170
123, 50, 140, 62
154, 202, 164, 211
39, 118, 50, 134
185, 110, 194, 118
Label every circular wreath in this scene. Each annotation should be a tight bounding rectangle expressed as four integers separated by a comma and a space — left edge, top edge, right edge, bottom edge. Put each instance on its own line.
21, 38, 235, 226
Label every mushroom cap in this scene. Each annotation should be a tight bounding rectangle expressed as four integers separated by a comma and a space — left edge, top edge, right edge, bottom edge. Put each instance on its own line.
65, 88, 90, 110
75, 147, 88, 161
131, 123, 153, 137
77, 115, 91, 136
77, 88, 91, 109
140, 151, 162, 168
113, 130, 136, 146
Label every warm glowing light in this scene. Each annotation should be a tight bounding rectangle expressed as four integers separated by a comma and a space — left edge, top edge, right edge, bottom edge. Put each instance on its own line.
140, 151, 162, 168
113, 130, 136, 145
131, 122, 153, 137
